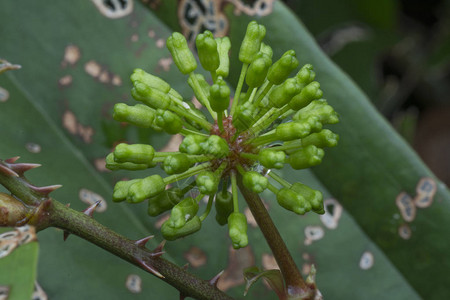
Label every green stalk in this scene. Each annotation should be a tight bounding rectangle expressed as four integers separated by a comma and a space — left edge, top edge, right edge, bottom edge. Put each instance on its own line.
164, 163, 211, 185
200, 195, 214, 221
230, 171, 239, 213
230, 63, 249, 115
267, 182, 279, 194
248, 87, 258, 103
248, 130, 277, 146
189, 72, 217, 119
239, 152, 258, 161
180, 128, 209, 137
269, 141, 303, 153
268, 171, 291, 188
217, 112, 225, 132
250, 107, 276, 132
170, 105, 212, 131
253, 81, 273, 107
252, 105, 291, 134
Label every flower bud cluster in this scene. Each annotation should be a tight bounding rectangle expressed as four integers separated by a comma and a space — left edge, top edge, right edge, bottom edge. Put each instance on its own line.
107, 21, 339, 249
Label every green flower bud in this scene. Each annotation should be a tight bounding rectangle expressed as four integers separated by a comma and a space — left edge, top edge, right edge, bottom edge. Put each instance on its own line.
131, 68, 171, 93
287, 145, 324, 170
215, 37, 231, 78
163, 153, 193, 175
258, 149, 286, 169
239, 21, 266, 64
127, 175, 166, 203
293, 99, 339, 125
168, 88, 183, 100
228, 212, 248, 249
196, 171, 219, 195
267, 50, 299, 85
113, 103, 156, 128
215, 191, 233, 226
132, 82, 172, 110
289, 81, 323, 111
295, 64, 315, 87
276, 188, 311, 215
232, 101, 257, 131
112, 179, 139, 202
187, 73, 210, 105
148, 187, 183, 217
275, 121, 313, 141
179, 134, 208, 155
260, 42, 273, 59
106, 153, 149, 171
209, 78, 230, 113
168, 197, 199, 228
166, 32, 197, 74
161, 216, 202, 241
114, 143, 155, 165
290, 183, 323, 214
155, 109, 183, 134
200, 135, 229, 158
301, 129, 339, 148
268, 78, 301, 108
196, 30, 220, 72
243, 171, 268, 193
246, 52, 272, 88
182, 102, 208, 130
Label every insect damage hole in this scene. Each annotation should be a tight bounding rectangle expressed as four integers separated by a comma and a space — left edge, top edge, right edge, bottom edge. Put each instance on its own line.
414, 177, 437, 208
32, 281, 48, 300
62, 45, 81, 67
304, 226, 324, 245
126, 274, 142, 293
359, 251, 374, 270
0, 87, 9, 102
395, 192, 416, 222
91, 0, 133, 19
320, 198, 342, 229
184, 246, 207, 268
26, 142, 42, 153
398, 224, 412, 240
0, 286, 10, 300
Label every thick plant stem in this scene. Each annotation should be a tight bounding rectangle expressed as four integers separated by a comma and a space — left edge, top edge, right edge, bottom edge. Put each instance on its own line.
47, 201, 232, 300
0, 160, 233, 300
237, 175, 314, 300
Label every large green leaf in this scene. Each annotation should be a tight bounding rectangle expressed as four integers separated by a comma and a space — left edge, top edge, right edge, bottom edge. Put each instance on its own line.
0, 1, 448, 300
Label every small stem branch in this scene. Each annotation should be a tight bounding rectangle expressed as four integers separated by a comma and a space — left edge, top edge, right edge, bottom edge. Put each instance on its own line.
170, 105, 212, 131
230, 63, 249, 115
189, 73, 217, 119
269, 171, 291, 188
237, 175, 313, 299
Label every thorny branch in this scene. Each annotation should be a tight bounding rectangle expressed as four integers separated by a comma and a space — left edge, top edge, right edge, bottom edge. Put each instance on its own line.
0, 158, 233, 300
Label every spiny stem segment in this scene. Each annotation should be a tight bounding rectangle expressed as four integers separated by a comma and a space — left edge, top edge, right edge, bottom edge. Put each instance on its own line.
0, 158, 234, 300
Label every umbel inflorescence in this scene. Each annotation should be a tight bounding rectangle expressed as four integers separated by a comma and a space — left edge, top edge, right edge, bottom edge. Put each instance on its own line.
107, 21, 339, 249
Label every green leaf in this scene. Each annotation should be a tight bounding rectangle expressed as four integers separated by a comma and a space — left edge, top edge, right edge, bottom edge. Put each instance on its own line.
243, 266, 285, 298
0, 1, 448, 300
226, 3, 449, 299
0, 228, 38, 300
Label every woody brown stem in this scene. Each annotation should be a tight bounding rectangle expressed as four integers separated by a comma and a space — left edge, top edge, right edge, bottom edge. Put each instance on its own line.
238, 175, 315, 300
